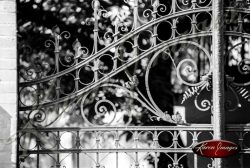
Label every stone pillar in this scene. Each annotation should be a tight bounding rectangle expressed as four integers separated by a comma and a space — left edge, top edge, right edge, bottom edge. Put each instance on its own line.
0, 0, 17, 167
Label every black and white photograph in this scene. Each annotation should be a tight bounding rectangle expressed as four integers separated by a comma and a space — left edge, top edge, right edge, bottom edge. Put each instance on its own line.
0, 0, 250, 167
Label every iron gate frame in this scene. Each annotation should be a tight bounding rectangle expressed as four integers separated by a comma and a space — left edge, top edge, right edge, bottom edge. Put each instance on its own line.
17, 0, 250, 168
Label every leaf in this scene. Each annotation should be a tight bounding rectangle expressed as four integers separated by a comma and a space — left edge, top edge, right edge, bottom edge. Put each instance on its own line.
52, 25, 60, 34
72, 38, 81, 52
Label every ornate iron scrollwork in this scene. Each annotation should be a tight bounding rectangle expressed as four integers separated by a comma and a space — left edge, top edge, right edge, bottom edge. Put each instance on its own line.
17, 0, 250, 167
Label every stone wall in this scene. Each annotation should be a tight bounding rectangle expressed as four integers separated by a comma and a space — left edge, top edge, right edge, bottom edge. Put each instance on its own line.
0, 0, 17, 167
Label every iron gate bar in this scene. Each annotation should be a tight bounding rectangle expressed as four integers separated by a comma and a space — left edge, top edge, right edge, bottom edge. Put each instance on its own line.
20, 149, 194, 155
20, 148, 250, 155
18, 124, 250, 155
212, 0, 225, 167
18, 124, 250, 132
18, 125, 213, 132
225, 32, 250, 39
225, 8, 250, 13
226, 124, 250, 131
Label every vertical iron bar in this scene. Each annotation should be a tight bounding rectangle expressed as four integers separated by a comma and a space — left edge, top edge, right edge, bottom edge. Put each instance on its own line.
115, 130, 119, 168
76, 131, 80, 168
116, 152, 118, 168
154, 152, 158, 168
173, 131, 178, 167
93, 0, 100, 82
16, 93, 20, 168
36, 137, 40, 168
133, 0, 139, 75
194, 154, 198, 168
55, 34, 60, 114
172, 18, 177, 39
172, 0, 176, 13
17, 1, 20, 165
134, 130, 139, 168
96, 131, 100, 168
75, 50, 79, 92
212, 0, 225, 168
113, 23, 119, 70
153, 130, 158, 168
56, 131, 60, 168
54, 36, 60, 168
239, 132, 244, 168
54, 41, 60, 165
153, 0, 159, 47
193, 131, 198, 168
192, 14, 197, 34
191, 0, 197, 34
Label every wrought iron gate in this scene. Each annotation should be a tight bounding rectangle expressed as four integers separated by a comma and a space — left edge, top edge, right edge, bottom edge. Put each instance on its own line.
17, 0, 250, 168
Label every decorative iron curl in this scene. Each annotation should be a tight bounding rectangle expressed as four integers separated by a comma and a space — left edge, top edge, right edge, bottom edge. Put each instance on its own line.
64, 54, 74, 63
59, 53, 75, 67
167, 153, 186, 168
165, 153, 186, 168
80, 90, 117, 126
103, 31, 115, 42
196, 0, 212, 7
143, 9, 153, 19
238, 59, 250, 75
168, 164, 184, 168
28, 109, 47, 124
137, 6, 154, 23
79, 47, 90, 59
79, 83, 182, 126
182, 74, 211, 111
145, 41, 212, 121
94, 99, 117, 119
176, 58, 199, 86
207, 159, 215, 168
157, 3, 168, 16
98, 7, 111, 18
85, 18, 94, 26
44, 40, 56, 49
194, 98, 211, 111
181, 75, 211, 104
60, 31, 71, 40
25, 68, 36, 79
176, 0, 192, 10
118, 23, 129, 34
21, 59, 55, 81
